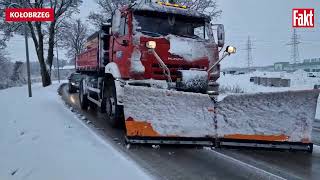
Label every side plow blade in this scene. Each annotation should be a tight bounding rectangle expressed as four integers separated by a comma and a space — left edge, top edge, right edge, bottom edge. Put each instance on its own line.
123, 85, 319, 151
217, 90, 320, 142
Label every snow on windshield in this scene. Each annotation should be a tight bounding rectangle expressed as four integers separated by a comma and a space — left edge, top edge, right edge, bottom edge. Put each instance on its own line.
134, 12, 210, 40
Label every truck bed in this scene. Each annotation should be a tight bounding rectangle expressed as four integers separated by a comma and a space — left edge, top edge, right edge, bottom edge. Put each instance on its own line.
76, 47, 99, 71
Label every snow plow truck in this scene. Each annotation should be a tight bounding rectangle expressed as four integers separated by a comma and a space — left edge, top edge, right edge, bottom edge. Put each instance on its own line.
76, 0, 319, 152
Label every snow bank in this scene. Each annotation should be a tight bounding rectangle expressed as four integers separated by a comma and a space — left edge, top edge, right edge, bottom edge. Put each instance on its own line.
0, 83, 150, 180
218, 71, 320, 94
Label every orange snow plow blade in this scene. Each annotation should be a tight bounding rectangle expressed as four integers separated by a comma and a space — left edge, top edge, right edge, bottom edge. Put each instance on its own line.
125, 118, 160, 137
123, 85, 319, 151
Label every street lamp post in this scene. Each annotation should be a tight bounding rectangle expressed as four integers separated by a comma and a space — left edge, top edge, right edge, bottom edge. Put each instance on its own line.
24, 22, 32, 97
56, 40, 60, 83
7, 2, 32, 97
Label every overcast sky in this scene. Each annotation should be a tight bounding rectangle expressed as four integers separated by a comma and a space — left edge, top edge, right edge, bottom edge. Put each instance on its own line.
5, 0, 320, 68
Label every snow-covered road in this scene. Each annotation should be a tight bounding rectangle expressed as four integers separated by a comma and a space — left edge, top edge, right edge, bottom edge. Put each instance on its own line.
0, 83, 151, 180
60, 84, 320, 180
1, 82, 320, 180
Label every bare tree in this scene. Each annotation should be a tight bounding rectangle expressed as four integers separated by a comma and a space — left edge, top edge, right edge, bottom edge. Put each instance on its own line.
59, 19, 88, 64
0, 0, 83, 87
89, 0, 221, 28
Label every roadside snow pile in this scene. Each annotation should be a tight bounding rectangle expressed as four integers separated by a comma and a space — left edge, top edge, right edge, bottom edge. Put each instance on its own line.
124, 86, 216, 137
218, 70, 320, 93
0, 83, 150, 180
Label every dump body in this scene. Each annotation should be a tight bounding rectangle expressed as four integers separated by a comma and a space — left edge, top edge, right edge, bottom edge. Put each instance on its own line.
76, 32, 100, 71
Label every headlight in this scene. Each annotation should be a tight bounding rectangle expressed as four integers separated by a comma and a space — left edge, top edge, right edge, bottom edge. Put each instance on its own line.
146, 41, 156, 49
71, 82, 76, 85
226, 46, 236, 54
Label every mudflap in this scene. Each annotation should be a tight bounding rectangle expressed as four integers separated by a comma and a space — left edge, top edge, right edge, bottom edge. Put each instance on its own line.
123, 85, 319, 152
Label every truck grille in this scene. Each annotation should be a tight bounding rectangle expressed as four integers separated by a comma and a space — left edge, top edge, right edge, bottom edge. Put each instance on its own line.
151, 63, 201, 81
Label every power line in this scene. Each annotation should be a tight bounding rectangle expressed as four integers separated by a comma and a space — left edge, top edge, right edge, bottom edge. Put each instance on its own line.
243, 36, 254, 71
286, 29, 301, 66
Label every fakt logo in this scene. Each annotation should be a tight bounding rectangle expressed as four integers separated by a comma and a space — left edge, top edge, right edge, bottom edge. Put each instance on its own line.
292, 8, 315, 28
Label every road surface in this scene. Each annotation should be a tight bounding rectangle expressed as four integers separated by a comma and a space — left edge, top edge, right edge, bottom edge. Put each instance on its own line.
59, 84, 320, 180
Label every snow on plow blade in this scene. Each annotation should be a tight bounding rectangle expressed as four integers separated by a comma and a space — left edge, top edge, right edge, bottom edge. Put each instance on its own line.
217, 90, 319, 152
123, 86, 217, 138
123, 85, 319, 150
217, 90, 319, 143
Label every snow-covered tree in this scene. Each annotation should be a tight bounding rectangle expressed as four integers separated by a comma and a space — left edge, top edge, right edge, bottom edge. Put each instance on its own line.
89, 0, 221, 28
10, 61, 26, 86
59, 19, 88, 63
0, 0, 83, 87
0, 50, 13, 89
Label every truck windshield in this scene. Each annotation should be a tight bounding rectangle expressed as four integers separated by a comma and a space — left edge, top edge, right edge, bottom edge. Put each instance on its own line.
134, 13, 212, 40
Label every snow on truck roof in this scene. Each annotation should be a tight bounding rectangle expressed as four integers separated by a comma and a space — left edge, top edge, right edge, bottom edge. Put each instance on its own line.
131, 1, 211, 21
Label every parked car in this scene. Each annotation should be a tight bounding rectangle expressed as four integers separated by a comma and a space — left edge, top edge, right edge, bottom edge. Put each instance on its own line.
68, 73, 84, 93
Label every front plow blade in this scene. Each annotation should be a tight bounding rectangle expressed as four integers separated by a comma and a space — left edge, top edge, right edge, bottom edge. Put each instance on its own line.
123, 86, 217, 140
123, 85, 319, 150
217, 90, 320, 143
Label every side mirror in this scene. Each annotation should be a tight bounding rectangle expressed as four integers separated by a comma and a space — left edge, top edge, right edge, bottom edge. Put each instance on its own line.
111, 9, 121, 36
217, 24, 225, 47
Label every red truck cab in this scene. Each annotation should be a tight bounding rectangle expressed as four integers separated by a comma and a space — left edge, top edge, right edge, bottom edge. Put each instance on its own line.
77, 2, 222, 82
110, 4, 220, 82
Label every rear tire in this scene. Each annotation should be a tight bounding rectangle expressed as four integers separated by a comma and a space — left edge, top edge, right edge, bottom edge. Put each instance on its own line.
79, 79, 89, 110
103, 78, 124, 129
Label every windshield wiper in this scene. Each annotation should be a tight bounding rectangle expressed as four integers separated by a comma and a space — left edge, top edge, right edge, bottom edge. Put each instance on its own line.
176, 34, 200, 39
140, 30, 162, 37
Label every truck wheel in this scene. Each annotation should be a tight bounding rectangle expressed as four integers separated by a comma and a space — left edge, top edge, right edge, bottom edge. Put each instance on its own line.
104, 79, 124, 128
68, 84, 75, 93
79, 80, 89, 110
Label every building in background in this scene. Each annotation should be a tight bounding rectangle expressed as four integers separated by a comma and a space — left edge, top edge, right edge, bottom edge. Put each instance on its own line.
273, 58, 320, 72
274, 62, 290, 71
222, 57, 320, 74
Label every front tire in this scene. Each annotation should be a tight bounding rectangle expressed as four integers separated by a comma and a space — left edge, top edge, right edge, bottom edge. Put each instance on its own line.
79, 79, 89, 110
103, 78, 124, 128
68, 84, 76, 93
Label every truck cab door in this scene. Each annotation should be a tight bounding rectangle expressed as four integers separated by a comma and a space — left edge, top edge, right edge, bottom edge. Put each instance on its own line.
111, 11, 131, 78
